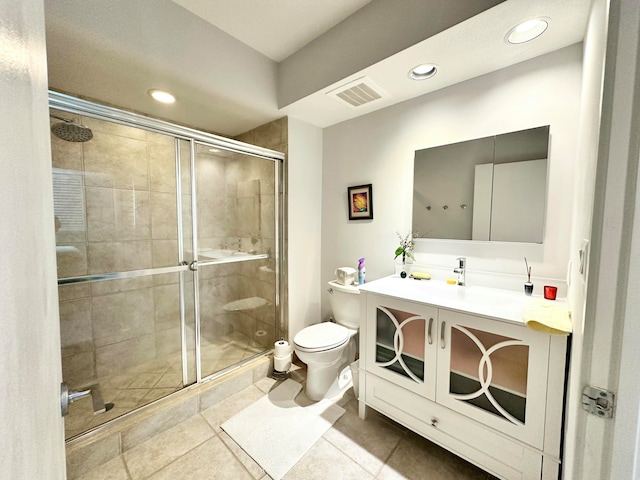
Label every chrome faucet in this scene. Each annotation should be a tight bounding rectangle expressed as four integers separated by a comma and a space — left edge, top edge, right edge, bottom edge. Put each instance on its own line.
454, 257, 466, 286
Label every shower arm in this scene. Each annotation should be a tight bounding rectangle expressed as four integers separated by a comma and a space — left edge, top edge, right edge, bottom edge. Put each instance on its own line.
50, 114, 74, 123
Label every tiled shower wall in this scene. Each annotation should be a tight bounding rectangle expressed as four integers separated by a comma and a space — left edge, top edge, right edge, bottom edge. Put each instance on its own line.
235, 116, 288, 155
196, 147, 279, 350
235, 116, 288, 338
53, 113, 185, 389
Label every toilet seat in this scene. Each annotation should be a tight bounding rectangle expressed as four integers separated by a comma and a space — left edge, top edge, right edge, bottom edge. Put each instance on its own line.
293, 322, 350, 353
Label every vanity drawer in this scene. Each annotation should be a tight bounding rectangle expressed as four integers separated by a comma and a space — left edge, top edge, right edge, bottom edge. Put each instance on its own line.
364, 372, 542, 480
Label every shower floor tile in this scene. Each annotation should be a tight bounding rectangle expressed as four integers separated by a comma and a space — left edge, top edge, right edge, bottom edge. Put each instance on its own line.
64, 330, 264, 440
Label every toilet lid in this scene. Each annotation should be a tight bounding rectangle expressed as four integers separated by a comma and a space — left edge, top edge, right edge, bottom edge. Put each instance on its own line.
293, 322, 350, 352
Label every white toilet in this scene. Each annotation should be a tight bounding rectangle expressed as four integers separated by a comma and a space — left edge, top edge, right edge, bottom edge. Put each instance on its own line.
293, 280, 361, 401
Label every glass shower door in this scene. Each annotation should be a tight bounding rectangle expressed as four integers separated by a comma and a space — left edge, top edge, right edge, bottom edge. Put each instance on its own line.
192, 142, 279, 379
54, 112, 197, 439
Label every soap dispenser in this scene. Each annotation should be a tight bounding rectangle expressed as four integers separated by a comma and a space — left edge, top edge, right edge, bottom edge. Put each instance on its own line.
358, 258, 366, 284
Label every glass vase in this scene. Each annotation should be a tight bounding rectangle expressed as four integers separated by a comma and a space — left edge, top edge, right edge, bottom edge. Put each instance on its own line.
395, 254, 408, 278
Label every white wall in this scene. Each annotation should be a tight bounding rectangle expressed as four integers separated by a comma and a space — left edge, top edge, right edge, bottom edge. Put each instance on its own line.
573, 0, 640, 477
0, 0, 66, 477
322, 44, 583, 318
287, 118, 323, 340
563, 0, 609, 477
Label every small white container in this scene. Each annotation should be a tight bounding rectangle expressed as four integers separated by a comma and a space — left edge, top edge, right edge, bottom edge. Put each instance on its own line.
335, 267, 356, 286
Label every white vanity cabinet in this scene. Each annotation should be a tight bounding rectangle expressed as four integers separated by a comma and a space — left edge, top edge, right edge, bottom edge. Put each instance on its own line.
364, 295, 439, 400
359, 286, 568, 480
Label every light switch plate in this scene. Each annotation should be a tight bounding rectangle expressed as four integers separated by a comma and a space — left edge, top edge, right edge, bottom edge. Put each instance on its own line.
579, 239, 589, 276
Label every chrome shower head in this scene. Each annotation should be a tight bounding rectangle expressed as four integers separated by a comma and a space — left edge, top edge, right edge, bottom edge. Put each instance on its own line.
50, 115, 93, 142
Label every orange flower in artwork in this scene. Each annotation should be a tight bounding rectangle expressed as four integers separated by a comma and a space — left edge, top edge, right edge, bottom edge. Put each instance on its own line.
352, 193, 367, 212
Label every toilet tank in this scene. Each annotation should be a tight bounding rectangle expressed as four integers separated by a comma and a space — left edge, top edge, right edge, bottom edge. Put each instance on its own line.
328, 280, 362, 329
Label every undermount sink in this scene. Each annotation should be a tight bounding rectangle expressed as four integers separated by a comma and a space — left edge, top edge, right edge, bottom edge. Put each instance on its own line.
407, 281, 516, 307
453, 285, 524, 307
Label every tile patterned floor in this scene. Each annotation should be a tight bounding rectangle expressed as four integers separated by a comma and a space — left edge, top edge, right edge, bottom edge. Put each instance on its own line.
73, 367, 497, 480
65, 331, 267, 439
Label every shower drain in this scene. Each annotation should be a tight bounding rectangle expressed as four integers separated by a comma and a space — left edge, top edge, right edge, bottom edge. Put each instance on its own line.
255, 330, 267, 337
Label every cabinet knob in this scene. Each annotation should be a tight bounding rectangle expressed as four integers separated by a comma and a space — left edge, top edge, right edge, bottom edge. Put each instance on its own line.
430, 417, 438, 428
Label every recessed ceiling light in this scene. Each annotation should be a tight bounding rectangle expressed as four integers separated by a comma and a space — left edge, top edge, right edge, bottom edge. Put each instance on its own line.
506, 18, 549, 44
409, 64, 437, 81
147, 89, 176, 104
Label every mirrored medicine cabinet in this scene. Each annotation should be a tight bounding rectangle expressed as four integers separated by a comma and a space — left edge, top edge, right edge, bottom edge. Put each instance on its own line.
412, 125, 550, 243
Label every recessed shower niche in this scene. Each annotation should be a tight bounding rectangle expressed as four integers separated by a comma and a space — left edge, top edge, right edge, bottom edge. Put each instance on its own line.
50, 92, 284, 440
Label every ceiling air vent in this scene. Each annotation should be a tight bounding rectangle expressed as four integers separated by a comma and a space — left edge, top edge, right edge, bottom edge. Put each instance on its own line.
326, 77, 387, 108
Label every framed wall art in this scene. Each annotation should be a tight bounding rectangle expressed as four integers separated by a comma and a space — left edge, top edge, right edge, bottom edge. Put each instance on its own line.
348, 184, 373, 220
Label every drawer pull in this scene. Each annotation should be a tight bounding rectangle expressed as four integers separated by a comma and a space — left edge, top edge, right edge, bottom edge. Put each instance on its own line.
430, 417, 438, 428
427, 317, 433, 344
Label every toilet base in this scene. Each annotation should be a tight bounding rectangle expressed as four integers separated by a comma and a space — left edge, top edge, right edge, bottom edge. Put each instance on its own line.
323, 365, 354, 400
305, 365, 353, 401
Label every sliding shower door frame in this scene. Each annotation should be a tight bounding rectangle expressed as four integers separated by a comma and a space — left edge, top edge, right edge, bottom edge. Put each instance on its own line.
51, 90, 285, 397
190, 138, 284, 383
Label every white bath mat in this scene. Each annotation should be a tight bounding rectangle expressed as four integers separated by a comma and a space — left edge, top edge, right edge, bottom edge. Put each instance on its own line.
221, 379, 345, 480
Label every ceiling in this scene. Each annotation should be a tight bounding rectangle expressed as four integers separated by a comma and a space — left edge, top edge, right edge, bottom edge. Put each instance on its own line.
44, 0, 591, 137
169, 0, 373, 62
283, 0, 591, 128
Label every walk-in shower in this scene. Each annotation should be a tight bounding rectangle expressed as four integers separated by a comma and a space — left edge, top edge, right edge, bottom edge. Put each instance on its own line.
50, 92, 284, 440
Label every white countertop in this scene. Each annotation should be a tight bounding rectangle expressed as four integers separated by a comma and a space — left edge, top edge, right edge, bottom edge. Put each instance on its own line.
358, 275, 566, 326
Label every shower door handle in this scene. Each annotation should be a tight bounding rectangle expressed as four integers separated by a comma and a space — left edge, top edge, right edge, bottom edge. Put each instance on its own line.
60, 382, 113, 417
189, 260, 198, 271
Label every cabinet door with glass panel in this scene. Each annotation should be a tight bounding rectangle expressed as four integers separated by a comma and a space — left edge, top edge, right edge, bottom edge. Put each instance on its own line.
435, 309, 551, 449
365, 295, 438, 399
